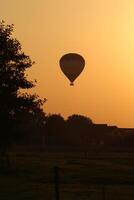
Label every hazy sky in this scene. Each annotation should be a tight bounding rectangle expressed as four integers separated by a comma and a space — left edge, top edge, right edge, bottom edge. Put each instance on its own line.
1, 0, 134, 127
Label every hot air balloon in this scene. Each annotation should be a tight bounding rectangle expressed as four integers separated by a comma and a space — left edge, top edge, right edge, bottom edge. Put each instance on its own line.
59, 53, 85, 86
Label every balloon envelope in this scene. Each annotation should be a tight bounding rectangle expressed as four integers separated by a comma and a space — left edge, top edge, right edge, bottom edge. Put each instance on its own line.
59, 53, 85, 85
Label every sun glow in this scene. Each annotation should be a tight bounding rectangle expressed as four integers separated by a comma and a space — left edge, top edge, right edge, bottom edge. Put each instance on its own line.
1, 0, 134, 127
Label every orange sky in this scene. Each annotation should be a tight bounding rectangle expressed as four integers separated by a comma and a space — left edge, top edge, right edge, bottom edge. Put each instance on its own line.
1, 0, 134, 127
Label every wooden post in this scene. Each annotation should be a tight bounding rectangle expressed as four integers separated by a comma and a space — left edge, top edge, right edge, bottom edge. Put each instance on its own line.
54, 166, 60, 200
102, 185, 106, 200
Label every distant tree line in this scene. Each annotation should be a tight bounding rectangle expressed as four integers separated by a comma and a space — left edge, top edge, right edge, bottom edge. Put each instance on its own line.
44, 114, 134, 152
16, 113, 134, 152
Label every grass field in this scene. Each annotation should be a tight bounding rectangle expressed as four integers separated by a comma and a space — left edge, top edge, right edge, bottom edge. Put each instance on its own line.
1, 151, 134, 200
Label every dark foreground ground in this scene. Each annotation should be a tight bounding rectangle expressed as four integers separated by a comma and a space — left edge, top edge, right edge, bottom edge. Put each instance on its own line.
1, 151, 134, 200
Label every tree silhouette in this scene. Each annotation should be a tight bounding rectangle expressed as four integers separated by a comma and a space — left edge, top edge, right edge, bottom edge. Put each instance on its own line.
67, 114, 93, 125
0, 21, 46, 163
66, 114, 93, 146
45, 114, 65, 146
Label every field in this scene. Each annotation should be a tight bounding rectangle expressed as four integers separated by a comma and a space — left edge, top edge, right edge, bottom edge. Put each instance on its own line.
1, 151, 134, 200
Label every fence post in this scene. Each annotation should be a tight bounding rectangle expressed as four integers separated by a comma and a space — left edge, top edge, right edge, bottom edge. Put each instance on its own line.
54, 166, 60, 200
102, 185, 106, 200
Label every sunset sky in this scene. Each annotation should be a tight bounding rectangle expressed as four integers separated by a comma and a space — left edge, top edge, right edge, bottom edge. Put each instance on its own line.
1, 0, 134, 127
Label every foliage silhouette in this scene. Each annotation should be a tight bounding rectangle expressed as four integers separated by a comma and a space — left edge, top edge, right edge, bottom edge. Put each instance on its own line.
45, 114, 94, 148
45, 114, 65, 146
0, 21, 46, 165
45, 114, 127, 151
66, 114, 93, 146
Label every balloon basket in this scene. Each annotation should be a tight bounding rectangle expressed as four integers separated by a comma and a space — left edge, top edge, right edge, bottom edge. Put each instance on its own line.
70, 82, 74, 86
